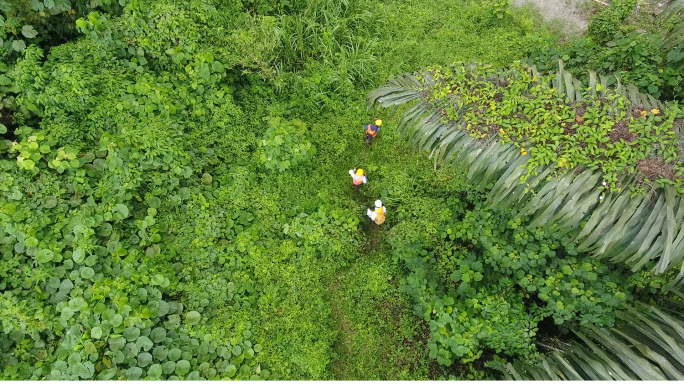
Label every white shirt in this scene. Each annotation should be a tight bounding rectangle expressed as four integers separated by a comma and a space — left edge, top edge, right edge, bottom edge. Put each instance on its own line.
349, 169, 367, 184
367, 207, 386, 220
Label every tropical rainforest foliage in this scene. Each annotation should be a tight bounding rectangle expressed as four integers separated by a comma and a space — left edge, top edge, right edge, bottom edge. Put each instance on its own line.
1, 0, 684, 380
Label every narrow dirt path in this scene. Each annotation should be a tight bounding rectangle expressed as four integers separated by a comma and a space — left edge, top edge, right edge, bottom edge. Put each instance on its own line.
325, 246, 432, 380
323, 129, 433, 379
327, 267, 358, 379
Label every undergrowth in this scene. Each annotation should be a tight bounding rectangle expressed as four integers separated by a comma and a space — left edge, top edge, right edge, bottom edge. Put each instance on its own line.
1, 0, 676, 380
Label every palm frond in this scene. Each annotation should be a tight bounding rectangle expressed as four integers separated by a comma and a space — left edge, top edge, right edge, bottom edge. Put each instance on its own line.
662, 0, 684, 70
367, 60, 684, 278
492, 303, 684, 380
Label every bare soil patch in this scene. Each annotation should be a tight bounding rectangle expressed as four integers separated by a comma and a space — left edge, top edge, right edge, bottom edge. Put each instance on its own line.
608, 120, 637, 143
637, 159, 676, 181
511, 0, 592, 37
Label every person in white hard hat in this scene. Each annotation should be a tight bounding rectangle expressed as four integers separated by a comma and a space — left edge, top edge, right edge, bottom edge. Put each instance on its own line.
366, 200, 386, 225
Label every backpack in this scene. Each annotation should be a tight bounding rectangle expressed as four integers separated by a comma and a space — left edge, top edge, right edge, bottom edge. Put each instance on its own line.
374, 208, 385, 225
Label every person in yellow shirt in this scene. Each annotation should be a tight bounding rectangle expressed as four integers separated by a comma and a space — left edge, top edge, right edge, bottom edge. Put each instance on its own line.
366, 200, 386, 225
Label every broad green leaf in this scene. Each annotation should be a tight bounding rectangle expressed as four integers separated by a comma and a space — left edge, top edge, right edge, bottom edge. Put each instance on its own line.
113, 204, 130, 220
48, 277, 60, 289
163, 361, 176, 375
232, 345, 242, 356
151, 274, 164, 286
21, 25, 38, 38
72, 248, 86, 264
12, 40, 26, 52
147, 364, 162, 378
150, 328, 166, 343
226, 365, 237, 378
91, 327, 103, 339
138, 352, 153, 367
136, 336, 154, 351
112, 314, 123, 327
153, 346, 168, 361
175, 360, 191, 376
168, 348, 182, 362
37, 249, 54, 263
80, 267, 95, 279
126, 367, 143, 380
186, 311, 201, 325
123, 327, 140, 341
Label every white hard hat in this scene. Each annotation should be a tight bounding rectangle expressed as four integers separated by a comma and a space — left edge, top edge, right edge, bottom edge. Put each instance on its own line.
375, 200, 382, 208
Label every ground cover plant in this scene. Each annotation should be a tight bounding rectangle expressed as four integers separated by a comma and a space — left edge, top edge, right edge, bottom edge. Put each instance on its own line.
2, 0, 684, 380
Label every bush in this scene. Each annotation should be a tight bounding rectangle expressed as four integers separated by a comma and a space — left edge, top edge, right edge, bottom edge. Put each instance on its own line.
0, 0, 126, 62
257, 116, 316, 172
487, 0, 511, 21
390, 194, 634, 367
527, 31, 684, 100
587, 0, 637, 45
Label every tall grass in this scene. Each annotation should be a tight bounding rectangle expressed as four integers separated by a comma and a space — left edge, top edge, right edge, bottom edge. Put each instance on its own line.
270, 0, 376, 72
265, 0, 556, 117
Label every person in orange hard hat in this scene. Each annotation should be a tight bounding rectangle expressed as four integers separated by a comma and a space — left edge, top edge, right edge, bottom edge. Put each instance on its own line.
349, 168, 367, 194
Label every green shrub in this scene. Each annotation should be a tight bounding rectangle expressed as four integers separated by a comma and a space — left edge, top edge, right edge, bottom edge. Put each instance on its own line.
390, 194, 634, 367
0, 0, 126, 62
488, 0, 510, 20
587, 0, 637, 45
415, 62, 684, 194
257, 117, 316, 172
0, 0, 284, 378
527, 31, 684, 100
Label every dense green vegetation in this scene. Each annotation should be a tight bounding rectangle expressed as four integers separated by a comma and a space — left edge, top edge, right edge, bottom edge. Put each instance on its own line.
527, 0, 684, 100
2, 0, 684, 380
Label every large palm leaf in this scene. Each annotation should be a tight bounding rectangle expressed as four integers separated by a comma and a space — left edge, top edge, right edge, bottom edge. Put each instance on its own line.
663, 0, 684, 45
367, 61, 684, 279
494, 303, 684, 380
663, 0, 684, 70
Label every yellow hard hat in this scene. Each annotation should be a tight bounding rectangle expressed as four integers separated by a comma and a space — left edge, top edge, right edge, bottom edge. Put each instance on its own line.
375, 119, 382, 126
356, 169, 364, 176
